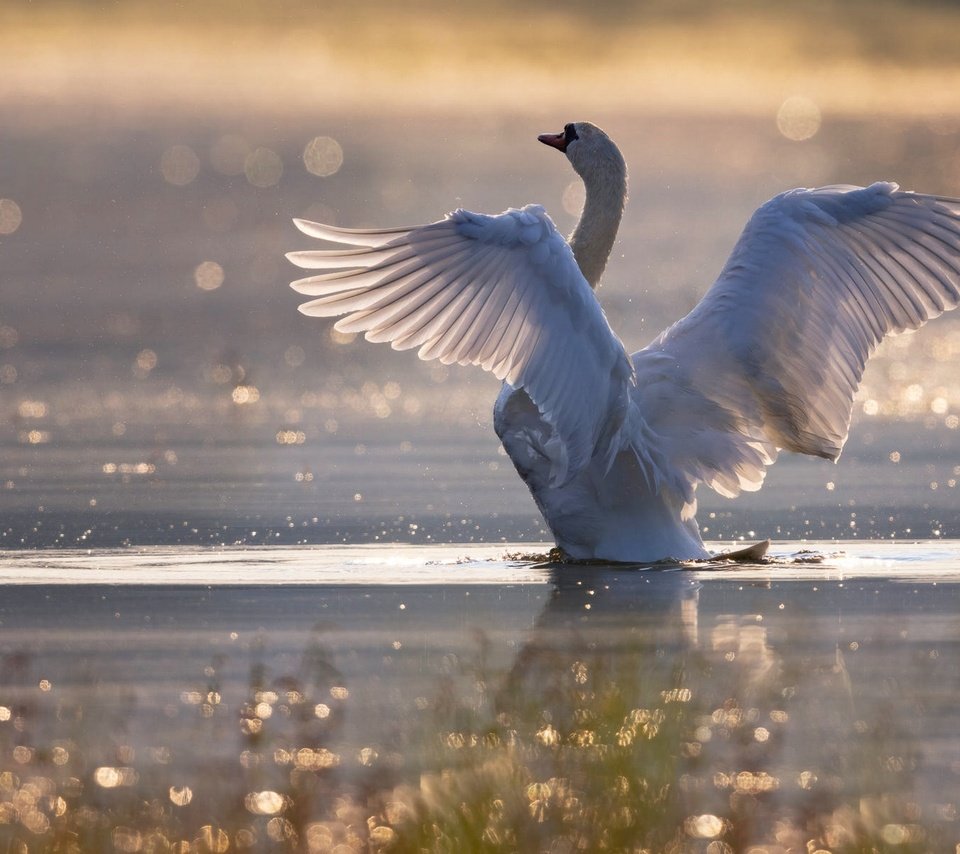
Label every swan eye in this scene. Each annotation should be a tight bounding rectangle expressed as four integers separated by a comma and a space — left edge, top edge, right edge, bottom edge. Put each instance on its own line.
563, 123, 579, 144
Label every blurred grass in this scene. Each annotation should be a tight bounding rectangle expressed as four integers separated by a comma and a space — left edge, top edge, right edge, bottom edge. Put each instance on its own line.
3, 0, 960, 117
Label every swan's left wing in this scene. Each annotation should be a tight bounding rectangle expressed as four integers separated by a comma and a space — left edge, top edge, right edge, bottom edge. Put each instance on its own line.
636, 182, 960, 508
288, 205, 635, 485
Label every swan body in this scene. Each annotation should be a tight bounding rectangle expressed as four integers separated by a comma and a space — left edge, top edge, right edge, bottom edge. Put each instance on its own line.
288, 122, 960, 562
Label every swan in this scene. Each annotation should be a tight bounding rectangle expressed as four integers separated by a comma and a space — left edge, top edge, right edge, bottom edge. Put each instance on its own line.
287, 121, 960, 563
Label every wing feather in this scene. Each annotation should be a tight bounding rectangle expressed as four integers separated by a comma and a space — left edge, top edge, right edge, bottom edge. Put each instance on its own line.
293, 218, 413, 246
291, 239, 472, 297
339, 246, 496, 335
636, 182, 960, 501
869, 216, 960, 306
289, 205, 634, 483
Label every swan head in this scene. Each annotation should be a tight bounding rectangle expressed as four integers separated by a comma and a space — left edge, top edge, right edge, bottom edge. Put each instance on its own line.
538, 121, 626, 185
537, 121, 627, 288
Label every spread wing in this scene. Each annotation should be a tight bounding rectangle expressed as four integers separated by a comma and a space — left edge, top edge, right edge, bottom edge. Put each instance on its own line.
288, 205, 635, 485
636, 182, 960, 502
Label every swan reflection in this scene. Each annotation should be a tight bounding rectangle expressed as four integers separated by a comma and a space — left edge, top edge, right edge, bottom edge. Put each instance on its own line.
0, 571, 956, 850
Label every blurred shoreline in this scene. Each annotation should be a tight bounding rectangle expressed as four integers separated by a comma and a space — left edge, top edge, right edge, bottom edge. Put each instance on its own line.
4, 2, 960, 120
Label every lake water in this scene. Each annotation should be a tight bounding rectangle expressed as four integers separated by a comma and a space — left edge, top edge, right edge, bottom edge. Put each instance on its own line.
0, 542, 959, 852
3, 102, 960, 851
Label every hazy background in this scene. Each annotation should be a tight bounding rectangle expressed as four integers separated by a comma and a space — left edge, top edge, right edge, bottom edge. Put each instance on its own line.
2, 0, 960, 548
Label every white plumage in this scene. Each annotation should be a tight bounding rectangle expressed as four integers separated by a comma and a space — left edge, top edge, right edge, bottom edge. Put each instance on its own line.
288, 121, 960, 563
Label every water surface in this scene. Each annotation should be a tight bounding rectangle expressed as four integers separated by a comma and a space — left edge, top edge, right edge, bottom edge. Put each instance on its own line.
0, 542, 958, 851
2, 59, 960, 854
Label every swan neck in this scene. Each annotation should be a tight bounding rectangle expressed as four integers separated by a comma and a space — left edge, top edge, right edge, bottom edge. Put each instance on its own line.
570, 168, 626, 289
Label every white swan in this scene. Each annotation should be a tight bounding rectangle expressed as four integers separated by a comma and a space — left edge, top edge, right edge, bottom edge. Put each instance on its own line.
288, 121, 960, 562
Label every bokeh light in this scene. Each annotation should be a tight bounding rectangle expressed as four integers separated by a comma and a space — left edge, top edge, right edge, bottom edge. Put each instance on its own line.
168, 785, 193, 808
0, 199, 22, 234
0, 326, 17, 348
776, 95, 822, 141
232, 385, 260, 404
244, 147, 283, 187
94, 767, 138, 788
17, 400, 47, 418
194, 260, 225, 291
160, 145, 201, 185
284, 345, 305, 367
303, 135, 344, 177
245, 790, 285, 815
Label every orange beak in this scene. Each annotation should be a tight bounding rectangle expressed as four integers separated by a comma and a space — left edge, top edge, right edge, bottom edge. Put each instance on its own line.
538, 131, 568, 152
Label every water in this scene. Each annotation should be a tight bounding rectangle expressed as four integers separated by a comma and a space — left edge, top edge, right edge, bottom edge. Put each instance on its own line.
0, 542, 959, 851
3, 110, 960, 552
3, 59, 960, 852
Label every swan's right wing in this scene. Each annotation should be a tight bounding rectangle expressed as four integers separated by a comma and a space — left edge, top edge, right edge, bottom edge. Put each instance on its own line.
288, 205, 635, 485
635, 183, 960, 509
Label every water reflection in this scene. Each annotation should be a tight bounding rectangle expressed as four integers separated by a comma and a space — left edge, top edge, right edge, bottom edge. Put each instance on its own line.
0, 566, 957, 851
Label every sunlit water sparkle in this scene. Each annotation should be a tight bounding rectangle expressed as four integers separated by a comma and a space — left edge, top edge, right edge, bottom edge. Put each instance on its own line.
2, 540, 960, 584
2, 97, 960, 853
0, 541, 959, 851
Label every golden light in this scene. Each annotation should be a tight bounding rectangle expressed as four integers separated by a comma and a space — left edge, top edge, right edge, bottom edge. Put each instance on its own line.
0, 199, 22, 234
329, 327, 356, 345
232, 385, 260, 404
94, 767, 138, 788
12, 746, 34, 764
17, 400, 48, 418
303, 135, 344, 177
135, 349, 157, 372
358, 747, 378, 766
685, 814, 725, 839
197, 826, 230, 853
244, 791, 285, 815
112, 827, 143, 853
194, 261, 225, 291
294, 748, 340, 770
776, 95, 822, 141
